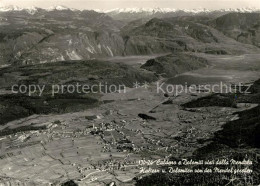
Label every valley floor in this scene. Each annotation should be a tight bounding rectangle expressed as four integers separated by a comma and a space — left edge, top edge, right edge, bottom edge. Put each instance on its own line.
0, 54, 259, 185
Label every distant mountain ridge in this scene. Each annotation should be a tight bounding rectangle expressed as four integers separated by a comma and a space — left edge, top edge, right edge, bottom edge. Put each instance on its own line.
103, 7, 260, 14
0, 5, 259, 15
0, 5, 77, 15
0, 5, 259, 65
104, 7, 260, 21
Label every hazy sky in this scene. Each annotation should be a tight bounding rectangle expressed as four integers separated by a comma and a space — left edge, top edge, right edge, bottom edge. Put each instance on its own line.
0, 0, 259, 10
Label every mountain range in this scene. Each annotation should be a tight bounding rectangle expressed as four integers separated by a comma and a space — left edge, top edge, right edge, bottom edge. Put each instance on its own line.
104, 7, 260, 21
0, 5, 259, 65
1, 5, 259, 15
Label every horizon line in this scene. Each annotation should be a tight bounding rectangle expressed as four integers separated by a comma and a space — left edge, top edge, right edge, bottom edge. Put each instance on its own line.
1, 4, 260, 12
1, 0, 260, 11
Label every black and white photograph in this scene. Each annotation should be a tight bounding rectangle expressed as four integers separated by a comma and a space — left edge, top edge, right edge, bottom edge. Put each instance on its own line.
0, 0, 259, 185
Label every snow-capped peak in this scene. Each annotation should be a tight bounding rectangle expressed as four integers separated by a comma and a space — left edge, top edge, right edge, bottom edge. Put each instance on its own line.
103, 7, 213, 14
185, 8, 211, 13
232, 7, 258, 12
47, 5, 70, 11
104, 8, 177, 14
0, 5, 74, 14
0, 5, 259, 14
25, 6, 38, 15
0, 5, 39, 14
0, 5, 22, 12
103, 7, 259, 14
0, 5, 73, 14
103, 7, 201, 14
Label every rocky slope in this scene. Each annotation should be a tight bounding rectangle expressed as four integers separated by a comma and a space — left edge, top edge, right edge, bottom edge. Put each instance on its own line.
210, 13, 260, 47
0, 9, 124, 65
122, 17, 259, 55
0, 7, 259, 66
